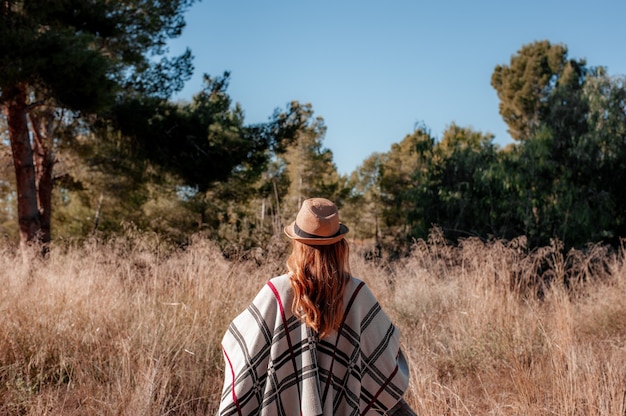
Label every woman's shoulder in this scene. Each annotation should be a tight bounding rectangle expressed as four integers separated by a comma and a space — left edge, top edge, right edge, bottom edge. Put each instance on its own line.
346, 276, 374, 295
348, 275, 364, 286
268, 273, 291, 291
234, 274, 291, 321
331, 276, 376, 309
262, 274, 294, 302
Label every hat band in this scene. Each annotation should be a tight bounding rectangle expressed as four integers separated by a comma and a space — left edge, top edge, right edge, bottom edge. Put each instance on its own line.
294, 223, 340, 239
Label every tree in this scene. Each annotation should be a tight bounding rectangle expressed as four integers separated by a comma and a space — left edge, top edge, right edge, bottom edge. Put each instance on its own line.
431, 124, 502, 240
490, 40, 624, 248
98, 77, 311, 249
191, 99, 315, 252
491, 40, 587, 141
376, 126, 436, 254
280, 102, 346, 220
110, 73, 251, 193
344, 153, 385, 243
0, 0, 195, 249
0, 122, 17, 237
578, 71, 626, 243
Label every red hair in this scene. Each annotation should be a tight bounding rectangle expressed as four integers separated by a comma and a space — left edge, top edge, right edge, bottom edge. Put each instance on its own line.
287, 239, 351, 338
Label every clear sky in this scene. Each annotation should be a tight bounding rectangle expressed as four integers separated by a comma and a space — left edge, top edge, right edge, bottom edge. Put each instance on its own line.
168, 0, 626, 175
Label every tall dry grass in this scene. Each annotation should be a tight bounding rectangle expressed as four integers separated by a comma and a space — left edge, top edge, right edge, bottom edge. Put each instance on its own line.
0, 230, 625, 415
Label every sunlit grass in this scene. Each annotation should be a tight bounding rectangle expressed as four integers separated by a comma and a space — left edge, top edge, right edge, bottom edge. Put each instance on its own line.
0, 231, 624, 415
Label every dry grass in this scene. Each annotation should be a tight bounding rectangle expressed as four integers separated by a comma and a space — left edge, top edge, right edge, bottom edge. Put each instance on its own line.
0, 231, 625, 415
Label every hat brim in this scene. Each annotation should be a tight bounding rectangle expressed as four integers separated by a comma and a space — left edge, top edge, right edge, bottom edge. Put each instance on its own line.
284, 222, 349, 246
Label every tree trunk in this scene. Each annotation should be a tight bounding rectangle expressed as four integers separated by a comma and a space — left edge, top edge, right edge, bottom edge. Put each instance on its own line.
30, 109, 56, 246
5, 84, 42, 248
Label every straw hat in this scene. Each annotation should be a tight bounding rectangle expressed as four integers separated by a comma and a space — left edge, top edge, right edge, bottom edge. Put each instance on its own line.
284, 198, 349, 245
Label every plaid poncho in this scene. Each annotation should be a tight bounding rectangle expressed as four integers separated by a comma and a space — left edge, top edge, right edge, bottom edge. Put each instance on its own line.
218, 274, 410, 415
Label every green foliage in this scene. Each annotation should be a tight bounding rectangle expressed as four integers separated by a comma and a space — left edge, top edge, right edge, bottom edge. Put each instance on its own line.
344, 153, 385, 242
92, 39, 626, 253
110, 73, 250, 192
279, 102, 348, 220
487, 40, 626, 249
3, 30, 626, 256
0, 1, 113, 111
0, 0, 195, 109
344, 126, 437, 257
496, 70, 626, 249
380, 127, 436, 244
0, 0, 197, 246
491, 40, 587, 141
584, 73, 626, 241
428, 125, 502, 241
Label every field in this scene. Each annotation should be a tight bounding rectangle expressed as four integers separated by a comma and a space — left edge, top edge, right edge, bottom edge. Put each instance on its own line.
1, 230, 625, 415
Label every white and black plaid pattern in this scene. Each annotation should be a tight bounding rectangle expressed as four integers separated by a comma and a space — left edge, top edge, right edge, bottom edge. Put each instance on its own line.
218, 274, 410, 415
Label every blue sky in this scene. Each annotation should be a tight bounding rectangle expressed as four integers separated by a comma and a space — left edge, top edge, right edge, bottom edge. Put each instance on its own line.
168, 0, 626, 175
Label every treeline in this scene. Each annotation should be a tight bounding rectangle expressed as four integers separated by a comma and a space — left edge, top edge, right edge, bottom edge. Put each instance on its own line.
356, 40, 626, 254
1, 1, 625, 257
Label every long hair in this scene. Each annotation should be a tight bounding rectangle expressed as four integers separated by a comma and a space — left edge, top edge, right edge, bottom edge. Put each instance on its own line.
287, 239, 351, 338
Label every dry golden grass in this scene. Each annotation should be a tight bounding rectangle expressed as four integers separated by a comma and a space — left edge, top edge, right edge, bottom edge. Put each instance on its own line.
0, 231, 625, 415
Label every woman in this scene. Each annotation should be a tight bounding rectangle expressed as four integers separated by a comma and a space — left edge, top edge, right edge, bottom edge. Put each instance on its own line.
218, 198, 415, 415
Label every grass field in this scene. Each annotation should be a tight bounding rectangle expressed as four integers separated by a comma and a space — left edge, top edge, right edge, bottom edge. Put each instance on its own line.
1, 231, 625, 415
